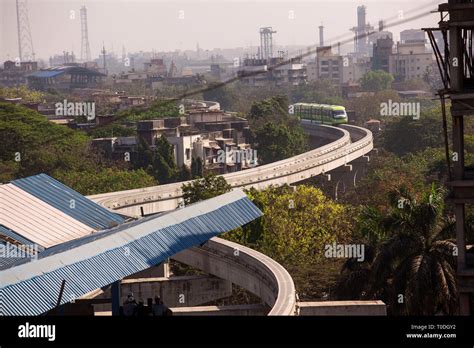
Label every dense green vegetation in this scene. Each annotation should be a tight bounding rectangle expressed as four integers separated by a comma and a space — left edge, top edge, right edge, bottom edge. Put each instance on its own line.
247, 96, 308, 164
0, 86, 44, 103
2, 75, 471, 315
115, 99, 181, 122
0, 102, 156, 194
181, 173, 232, 205
360, 70, 395, 92
336, 185, 458, 315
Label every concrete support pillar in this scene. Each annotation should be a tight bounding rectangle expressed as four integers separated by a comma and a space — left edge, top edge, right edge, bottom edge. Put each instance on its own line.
156, 259, 170, 278
452, 115, 465, 179
111, 280, 121, 316
456, 204, 467, 271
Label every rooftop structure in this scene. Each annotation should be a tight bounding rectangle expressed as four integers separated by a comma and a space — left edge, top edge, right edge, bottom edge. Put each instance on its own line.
0, 174, 125, 249
0, 188, 262, 315
27, 65, 106, 91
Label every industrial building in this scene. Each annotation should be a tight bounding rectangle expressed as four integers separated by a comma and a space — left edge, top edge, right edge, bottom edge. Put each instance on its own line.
27, 65, 106, 91
238, 56, 307, 86
0, 60, 38, 87
389, 41, 433, 81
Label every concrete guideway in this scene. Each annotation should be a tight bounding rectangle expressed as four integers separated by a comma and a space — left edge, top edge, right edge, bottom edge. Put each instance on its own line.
171, 237, 297, 316
87, 123, 374, 316
88, 123, 373, 216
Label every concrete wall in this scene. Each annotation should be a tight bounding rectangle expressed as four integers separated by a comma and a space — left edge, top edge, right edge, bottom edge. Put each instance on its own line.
171, 237, 297, 316
298, 301, 387, 316
92, 275, 232, 311
170, 304, 268, 316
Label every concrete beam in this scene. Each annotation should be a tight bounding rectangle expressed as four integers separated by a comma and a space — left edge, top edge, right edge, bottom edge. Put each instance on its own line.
92, 275, 232, 312
331, 164, 353, 174
170, 304, 268, 316
127, 260, 170, 279
171, 237, 297, 315
297, 300, 387, 316
89, 124, 374, 216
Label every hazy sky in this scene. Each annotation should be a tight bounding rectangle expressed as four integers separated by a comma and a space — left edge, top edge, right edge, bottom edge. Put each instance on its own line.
1, 0, 440, 62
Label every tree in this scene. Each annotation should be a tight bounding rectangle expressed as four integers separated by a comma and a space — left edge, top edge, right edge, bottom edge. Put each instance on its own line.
191, 157, 203, 178
0, 102, 157, 194
249, 95, 288, 119
117, 99, 180, 122
383, 107, 445, 156
153, 135, 178, 184
134, 136, 154, 172
335, 185, 458, 315
56, 168, 156, 195
224, 185, 354, 299
254, 122, 308, 164
202, 82, 237, 110
288, 79, 343, 105
88, 124, 135, 138
181, 173, 232, 205
345, 90, 401, 124
0, 86, 44, 103
361, 70, 394, 92
178, 164, 192, 182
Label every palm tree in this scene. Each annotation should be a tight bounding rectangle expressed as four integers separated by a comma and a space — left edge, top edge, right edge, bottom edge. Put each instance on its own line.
335, 185, 458, 315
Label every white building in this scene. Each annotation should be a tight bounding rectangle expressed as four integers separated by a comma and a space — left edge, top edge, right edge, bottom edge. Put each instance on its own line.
389, 42, 433, 81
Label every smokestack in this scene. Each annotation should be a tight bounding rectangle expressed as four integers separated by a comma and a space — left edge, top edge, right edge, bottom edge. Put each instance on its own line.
357, 5, 366, 28
319, 25, 324, 47
379, 20, 384, 32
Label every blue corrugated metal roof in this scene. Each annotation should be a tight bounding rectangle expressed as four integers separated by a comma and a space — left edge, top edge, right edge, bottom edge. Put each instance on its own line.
0, 190, 262, 316
27, 70, 65, 79
0, 242, 25, 270
0, 225, 43, 249
11, 174, 125, 230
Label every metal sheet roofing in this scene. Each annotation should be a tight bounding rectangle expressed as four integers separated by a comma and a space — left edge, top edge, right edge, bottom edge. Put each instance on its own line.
27, 66, 106, 79
0, 241, 36, 270
0, 226, 42, 270
0, 189, 262, 316
0, 225, 37, 247
27, 70, 65, 79
0, 184, 94, 248
11, 174, 125, 230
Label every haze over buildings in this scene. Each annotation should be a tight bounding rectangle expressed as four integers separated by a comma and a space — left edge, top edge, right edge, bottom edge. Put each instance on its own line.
0, 0, 439, 62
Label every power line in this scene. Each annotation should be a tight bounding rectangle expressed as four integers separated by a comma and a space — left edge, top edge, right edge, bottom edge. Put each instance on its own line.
164, 3, 437, 103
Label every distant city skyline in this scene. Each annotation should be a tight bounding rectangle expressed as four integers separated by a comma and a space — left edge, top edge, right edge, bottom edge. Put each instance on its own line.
1, 0, 440, 63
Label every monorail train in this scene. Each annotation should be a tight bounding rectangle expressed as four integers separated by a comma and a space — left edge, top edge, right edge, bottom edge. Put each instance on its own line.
292, 103, 348, 125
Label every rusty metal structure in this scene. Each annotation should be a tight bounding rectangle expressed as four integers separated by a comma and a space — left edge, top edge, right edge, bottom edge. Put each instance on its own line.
424, 0, 474, 315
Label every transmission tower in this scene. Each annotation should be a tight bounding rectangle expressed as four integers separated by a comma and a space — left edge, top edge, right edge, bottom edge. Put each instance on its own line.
80, 6, 91, 62
259, 27, 276, 60
16, 0, 35, 61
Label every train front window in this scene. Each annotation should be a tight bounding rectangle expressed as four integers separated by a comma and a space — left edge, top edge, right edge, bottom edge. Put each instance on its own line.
333, 110, 346, 118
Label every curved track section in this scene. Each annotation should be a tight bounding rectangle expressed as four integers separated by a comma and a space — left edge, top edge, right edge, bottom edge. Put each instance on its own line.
171, 237, 297, 316
87, 123, 373, 316
89, 123, 372, 216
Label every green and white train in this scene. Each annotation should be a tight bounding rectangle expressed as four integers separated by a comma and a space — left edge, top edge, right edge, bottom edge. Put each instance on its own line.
292, 103, 348, 125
